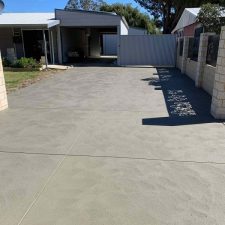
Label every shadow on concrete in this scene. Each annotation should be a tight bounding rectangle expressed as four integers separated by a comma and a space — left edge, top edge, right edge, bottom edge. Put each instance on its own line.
142, 67, 222, 126
68, 57, 118, 67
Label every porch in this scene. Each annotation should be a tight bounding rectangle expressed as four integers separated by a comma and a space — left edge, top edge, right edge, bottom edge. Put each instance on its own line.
0, 13, 59, 64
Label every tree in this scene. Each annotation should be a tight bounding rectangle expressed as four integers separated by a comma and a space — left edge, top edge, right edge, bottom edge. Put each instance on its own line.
197, 3, 225, 34
65, 0, 105, 11
134, 0, 225, 34
100, 3, 159, 34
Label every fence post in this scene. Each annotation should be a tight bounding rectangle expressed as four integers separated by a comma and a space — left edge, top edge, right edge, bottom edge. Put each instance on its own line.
195, 33, 214, 87
181, 37, 189, 74
0, 51, 8, 111
211, 27, 225, 119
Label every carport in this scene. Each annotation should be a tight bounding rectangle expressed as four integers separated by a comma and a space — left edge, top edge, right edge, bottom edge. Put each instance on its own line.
55, 9, 129, 64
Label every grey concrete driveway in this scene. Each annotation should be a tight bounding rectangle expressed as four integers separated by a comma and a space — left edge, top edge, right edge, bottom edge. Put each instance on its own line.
1, 66, 225, 225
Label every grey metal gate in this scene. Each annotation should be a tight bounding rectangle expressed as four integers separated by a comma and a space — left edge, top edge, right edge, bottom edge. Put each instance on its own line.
119, 35, 176, 66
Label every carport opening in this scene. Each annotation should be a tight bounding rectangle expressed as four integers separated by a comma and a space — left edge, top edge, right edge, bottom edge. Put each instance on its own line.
61, 27, 117, 64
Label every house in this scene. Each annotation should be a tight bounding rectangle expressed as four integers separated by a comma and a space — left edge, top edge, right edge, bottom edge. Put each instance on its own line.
172, 8, 203, 37
0, 9, 130, 64
172, 7, 225, 37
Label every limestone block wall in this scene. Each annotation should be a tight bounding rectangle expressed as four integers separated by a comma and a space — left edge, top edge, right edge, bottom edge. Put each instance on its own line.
185, 59, 198, 81
202, 65, 216, 95
176, 55, 182, 70
211, 27, 225, 119
0, 53, 8, 111
176, 34, 216, 96
195, 33, 215, 88
181, 37, 189, 74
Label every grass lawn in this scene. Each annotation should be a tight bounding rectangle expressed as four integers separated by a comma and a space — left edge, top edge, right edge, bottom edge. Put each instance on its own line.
4, 70, 54, 93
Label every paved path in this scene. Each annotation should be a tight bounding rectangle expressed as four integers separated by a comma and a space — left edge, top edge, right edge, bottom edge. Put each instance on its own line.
1, 67, 225, 225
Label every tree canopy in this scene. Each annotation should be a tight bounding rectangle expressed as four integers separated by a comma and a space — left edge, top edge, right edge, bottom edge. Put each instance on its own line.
197, 3, 225, 34
65, 0, 105, 11
134, 0, 225, 34
100, 3, 159, 34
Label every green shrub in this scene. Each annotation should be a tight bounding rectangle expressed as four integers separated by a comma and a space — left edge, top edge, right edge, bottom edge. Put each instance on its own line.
197, 3, 225, 34
12, 58, 41, 69
2, 58, 11, 67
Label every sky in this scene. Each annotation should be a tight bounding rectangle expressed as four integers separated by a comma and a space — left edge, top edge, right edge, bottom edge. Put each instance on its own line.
2, 0, 146, 13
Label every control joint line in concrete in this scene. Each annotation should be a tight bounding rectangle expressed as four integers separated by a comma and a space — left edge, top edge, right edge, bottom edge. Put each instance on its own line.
2, 150, 225, 166
16, 118, 91, 225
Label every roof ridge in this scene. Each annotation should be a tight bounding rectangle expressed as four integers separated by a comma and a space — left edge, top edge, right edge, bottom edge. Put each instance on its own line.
55, 8, 117, 16
2, 12, 54, 14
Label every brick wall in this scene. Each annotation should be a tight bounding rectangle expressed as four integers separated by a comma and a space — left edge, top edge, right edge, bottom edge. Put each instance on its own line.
183, 23, 197, 37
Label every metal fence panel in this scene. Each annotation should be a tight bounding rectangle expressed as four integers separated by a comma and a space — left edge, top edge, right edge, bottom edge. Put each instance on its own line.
119, 35, 176, 66
103, 34, 117, 55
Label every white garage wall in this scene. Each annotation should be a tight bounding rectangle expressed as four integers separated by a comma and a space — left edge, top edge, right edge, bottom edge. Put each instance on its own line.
120, 20, 128, 35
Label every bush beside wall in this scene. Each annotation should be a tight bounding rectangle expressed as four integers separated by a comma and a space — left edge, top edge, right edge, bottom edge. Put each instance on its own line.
2, 57, 41, 70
